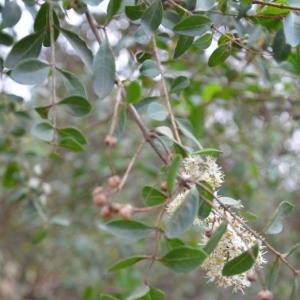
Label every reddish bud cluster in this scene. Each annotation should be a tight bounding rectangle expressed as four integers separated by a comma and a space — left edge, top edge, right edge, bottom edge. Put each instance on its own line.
257, 290, 273, 300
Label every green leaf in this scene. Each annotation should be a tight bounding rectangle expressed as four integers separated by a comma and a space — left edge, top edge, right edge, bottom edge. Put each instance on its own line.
58, 127, 87, 145
57, 96, 92, 117
59, 137, 84, 151
93, 39, 116, 99
4, 30, 45, 69
159, 246, 208, 273
34, 105, 52, 119
222, 243, 259, 276
31, 122, 54, 142
107, 255, 149, 272
194, 32, 213, 49
218, 197, 243, 209
3, 162, 21, 188
176, 118, 202, 149
263, 201, 295, 235
173, 15, 212, 37
140, 59, 160, 78
127, 285, 150, 300
266, 258, 280, 290
2, 0, 22, 28
166, 155, 182, 193
10, 59, 50, 85
141, 0, 163, 38
100, 294, 119, 300
31, 228, 48, 244
34, 3, 60, 47
140, 287, 165, 300
162, 10, 180, 31
58, 69, 87, 98
98, 219, 153, 241
107, 0, 123, 23
197, 182, 214, 219
192, 148, 223, 155
273, 27, 291, 62
283, 12, 300, 47
147, 102, 168, 121
142, 186, 166, 206
170, 76, 190, 93
60, 28, 93, 71
284, 243, 300, 258
125, 3, 147, 21
114, 105, 127, 140
165, 186, 199, 238
208, 43, 231, 67
195, 0, 216, 11
0, 31, 14, 46
174, 35, 194, 59
125, 80, 142, 103
203, 222, 227, 255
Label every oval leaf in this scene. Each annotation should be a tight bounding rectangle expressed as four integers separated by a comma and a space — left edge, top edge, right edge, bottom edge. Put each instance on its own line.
59, 137, 84, 152
2, 0, 22, 28
170, 76, 190, 93
173, 15, 212, 37
31, 228, 48, 244
58, 127, 87, 145
125, 80, 142, 103
141, 0, 163, 38
147, 102, 168, 121
5, 30, 45, 69
10, 59, 50, 85
140, 59, 160, 78
107, 255, 149, 273
31, 122, 54, 142
166, 155, 182, 193
159, 246, 208, 273
93, 39, 116, 99
174, 35, 194, 59
127, 285, 150, 300
98, 219, 153, 241
125, 3, 147, 21
165, 186, 199, 238
222, 243, 259, 276
283, 12, 300, 47
194, 32, 213, 49
142, 186, 166, 206
208, 43, 231, 67
57, 96, 92, 117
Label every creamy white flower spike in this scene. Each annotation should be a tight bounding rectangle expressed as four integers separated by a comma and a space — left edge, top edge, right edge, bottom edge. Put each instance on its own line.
166, 154, 266, 293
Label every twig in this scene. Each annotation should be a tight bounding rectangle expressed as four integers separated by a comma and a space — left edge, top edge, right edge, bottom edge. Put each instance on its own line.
167, 0, 192, 15
109, 86, 122, 137
152, 36, 182, 145
252, 0, 300, 12
118, 139, 146, 191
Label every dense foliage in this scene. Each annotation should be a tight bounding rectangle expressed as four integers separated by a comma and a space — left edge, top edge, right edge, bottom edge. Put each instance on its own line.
1, 0, 300, 299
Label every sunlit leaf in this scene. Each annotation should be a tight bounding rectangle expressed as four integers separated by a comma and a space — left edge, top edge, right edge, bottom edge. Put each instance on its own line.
222, 243, 259, 276
159, 246, 208, 272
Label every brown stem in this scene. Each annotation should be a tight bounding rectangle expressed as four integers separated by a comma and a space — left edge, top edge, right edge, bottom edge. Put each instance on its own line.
252, 0, 300, 12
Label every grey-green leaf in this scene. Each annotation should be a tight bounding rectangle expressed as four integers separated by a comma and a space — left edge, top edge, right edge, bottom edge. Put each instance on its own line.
194, 32, 213, 49
140, 59, 160, 77
10, 59, 50, 85
283, 12, 300, 47
60, 28, 93, 71
98, 219, 153, 241
203, 222, 227, 255
263, 201, 295, 235
107, 255, 149, 273
93, 39, 116, 99
165, 185, 199, 238
57, 96, 92, 117
2, 0, 22, 28
31, 122, 54, 142
141, 0, 163, 38
5, 30, 45, 69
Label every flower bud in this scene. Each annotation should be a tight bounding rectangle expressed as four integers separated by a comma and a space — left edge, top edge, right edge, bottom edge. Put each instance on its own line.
257, 290, 273, 300
100, 206, 111, 219
246, 270, 257, 282
110, 203, 122, 213
93, 193, 108, 207
107, 175, 121, 188
119, 204, 133, 220
159, 181, 168, 191
104, 135, 117, 148
92, 186, 104, 196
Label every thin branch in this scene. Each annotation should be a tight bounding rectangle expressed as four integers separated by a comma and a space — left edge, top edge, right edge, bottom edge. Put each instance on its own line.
252, 0, 300, 12
117, 139, 146, 191
109, 86, 122, 137
49, 4, 58, 151
152, 36, 182, 145
85, 9, 102, 43
167, 0, 192, 15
